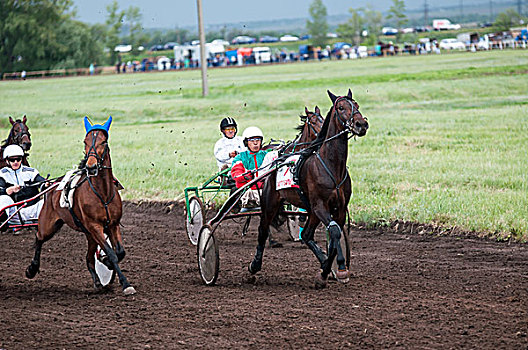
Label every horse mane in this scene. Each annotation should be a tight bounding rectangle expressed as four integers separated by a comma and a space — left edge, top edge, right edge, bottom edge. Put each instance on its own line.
294, 114, 307, 134
1, 119, 23, 148
310, 107, 333, 148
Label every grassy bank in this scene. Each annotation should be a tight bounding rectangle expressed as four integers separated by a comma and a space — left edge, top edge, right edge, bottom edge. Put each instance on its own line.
1, 50, 527, 239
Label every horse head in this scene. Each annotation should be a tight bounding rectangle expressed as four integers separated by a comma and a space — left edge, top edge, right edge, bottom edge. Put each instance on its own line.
301, 106, 324, 142
83, 117, 112, 176
8, 115, 32, 151
327, 89, 369, 137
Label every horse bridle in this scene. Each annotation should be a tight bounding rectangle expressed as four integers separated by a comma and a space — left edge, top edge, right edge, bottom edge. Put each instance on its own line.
333, 96, 362, 136
84, 130, 110, 177
306, 111, 324, 138
10, 121, 31, 145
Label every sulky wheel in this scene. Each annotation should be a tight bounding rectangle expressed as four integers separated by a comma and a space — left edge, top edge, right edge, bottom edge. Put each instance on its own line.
94, 235, 116, 287
197, 225, 219, 286
185, 196, 204, 245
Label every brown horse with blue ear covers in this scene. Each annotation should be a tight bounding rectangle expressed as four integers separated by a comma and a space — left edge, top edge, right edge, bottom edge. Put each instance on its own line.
249, 89, 368, 288
25, 116, 135, 295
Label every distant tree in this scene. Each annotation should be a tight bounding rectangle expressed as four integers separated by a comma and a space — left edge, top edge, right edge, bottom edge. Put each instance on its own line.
0, 0, 104, 75
52, 20, 105, 69
306, 0, 329, 47
386, 0, 408, 41
105, 0, 125, 64
123, 6, 148, 54
336, 8, 365, 46
494, 9, 526, 31
364, 5, 383, 45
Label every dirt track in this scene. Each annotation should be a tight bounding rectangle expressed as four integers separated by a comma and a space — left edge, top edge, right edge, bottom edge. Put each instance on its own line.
0, 202, 527, 349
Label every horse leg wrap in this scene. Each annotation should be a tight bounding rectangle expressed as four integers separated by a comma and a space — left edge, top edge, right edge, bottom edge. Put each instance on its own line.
115, 242, 126, 262
327, 221, 341, 241
25, 260, 40, 279
25, 240, 42, 279
249, 245, 265, 274
103, 242, 130, 289
87, 261, 103, 290
305, 240, 327, 266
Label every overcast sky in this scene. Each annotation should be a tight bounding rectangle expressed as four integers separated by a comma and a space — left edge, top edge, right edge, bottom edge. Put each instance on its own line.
71, 0, 460, 29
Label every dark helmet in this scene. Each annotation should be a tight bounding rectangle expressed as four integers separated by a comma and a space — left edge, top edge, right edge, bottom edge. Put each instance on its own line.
220, 117, 237, 132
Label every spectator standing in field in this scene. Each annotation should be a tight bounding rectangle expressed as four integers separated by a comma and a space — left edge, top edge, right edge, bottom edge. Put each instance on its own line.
89, 63, 95, 75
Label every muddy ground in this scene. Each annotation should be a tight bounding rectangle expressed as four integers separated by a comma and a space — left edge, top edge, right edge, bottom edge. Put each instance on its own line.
0, 202, 527, 349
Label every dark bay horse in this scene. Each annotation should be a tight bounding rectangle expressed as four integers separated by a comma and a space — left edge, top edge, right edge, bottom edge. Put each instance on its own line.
0, 116, 32, 168
25, 117, 135, 295
249, 89, 369, 288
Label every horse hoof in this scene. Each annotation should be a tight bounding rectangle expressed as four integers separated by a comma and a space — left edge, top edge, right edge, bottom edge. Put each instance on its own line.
314, 272, 327, 289
123, 286, 136, 296
25, 265, 38, 279
336, 269, 350, 284
248, 261, 261, 275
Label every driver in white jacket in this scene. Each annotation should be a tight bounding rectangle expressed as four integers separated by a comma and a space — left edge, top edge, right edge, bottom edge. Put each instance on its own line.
0, 145, 46, 225
214, 117, 246, 171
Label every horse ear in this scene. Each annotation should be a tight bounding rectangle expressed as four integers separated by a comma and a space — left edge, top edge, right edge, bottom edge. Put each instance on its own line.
347, 89, 353, 99
315, 106, 320, 114
9, 116, 14, 125
22, 115, 27, 123
327, 90, 337, 104
304, 106, 309, 115
84, 116, 92, 133
102, 116, 112, 132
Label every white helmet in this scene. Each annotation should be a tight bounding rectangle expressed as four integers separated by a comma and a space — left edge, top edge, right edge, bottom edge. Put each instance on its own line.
242, 126, 264, 141
3, 144, 24, 159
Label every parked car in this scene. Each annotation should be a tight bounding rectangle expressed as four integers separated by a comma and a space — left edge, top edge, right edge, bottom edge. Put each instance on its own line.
164, 42, 179, 50
280, 35, 299, 42
211, 39, 230, 46
439, 38, 466, 50
402, 27, 415, 34
231, 36, 256, 45
149, 44, 164, 51
114, 44, 132, 53
382, 27, 398, 35
259, 35, 278, 43
415, 26, 432, 32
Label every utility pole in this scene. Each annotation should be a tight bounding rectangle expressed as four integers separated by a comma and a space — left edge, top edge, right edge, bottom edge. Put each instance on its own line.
489, 0, 493, 22
196, 0, 208, 96
460, 0, 463, 19
518, 0, 522, 16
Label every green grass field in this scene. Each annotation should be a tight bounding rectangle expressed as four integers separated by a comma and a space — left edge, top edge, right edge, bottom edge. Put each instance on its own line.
1, 50, 527, 240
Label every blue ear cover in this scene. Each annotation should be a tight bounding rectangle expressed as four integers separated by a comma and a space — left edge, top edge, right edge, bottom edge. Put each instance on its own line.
84, 116, 112, 135
102, 116, 112, 132
84, 116, 92, 133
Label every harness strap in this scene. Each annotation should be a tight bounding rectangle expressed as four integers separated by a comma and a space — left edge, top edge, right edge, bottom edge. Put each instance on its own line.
86, 175, 116, 230
315, 152, 349, 190
66, 184, 93, 236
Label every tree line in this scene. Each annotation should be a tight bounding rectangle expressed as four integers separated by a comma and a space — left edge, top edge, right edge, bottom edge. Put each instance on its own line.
1, 0, 526, 77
